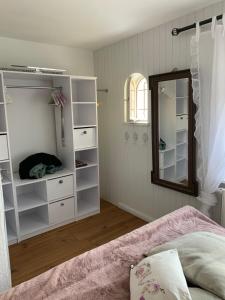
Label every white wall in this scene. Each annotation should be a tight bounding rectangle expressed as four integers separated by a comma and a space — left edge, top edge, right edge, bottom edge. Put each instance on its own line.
0, 37, 94, 75
94, 1, 225, 222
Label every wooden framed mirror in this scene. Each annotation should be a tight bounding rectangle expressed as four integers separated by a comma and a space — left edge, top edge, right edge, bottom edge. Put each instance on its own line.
149, 69, 198, 196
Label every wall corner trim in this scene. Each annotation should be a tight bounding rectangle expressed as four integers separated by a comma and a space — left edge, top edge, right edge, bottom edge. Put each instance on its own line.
118, 202, 155, 223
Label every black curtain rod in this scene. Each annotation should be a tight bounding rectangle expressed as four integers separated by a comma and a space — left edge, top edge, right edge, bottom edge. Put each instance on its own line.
172, 14, 223, 36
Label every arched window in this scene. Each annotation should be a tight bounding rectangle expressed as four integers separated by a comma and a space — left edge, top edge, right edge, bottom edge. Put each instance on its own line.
124, 73, 148, 124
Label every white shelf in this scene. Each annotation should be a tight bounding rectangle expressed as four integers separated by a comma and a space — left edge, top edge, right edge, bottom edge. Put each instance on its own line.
176, 176, 187, 181
17, 193, 47, 212
7, 226, 17, 242
0, 159, 10, 163
77, 188, 99, 218
13, 169, 73, 186
77, 201, 99, 218
4, 199, 14, 212
176, 142, 186, 147
75, 146, 98, 152
76, 162, 98, 170
159, 162, 175, 170
19, 213, 48, 236
72, 102, 96, 104
176, 96, 187, 99
2, 178, 12, 186
176, 156, 187, 162
74, 125, 96, 129
159, 147, 175, 153
77, 181, 98, 192
176, 129, 187, 133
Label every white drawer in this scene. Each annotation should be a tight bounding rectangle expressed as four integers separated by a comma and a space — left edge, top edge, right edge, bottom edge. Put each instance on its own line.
73, 127, 96, 150
176, 115, 188, 131
0, 135, 9, 161
49, 197, 75, 225
47, 175, 74, 202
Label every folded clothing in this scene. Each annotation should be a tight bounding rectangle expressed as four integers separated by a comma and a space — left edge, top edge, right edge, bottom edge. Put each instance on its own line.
19, 153, 62, 179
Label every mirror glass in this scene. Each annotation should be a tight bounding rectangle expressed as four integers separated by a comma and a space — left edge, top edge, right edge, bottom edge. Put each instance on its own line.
158, 78, 188, 186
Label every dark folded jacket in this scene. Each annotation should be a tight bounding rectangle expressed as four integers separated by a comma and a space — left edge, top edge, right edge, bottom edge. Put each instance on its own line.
19, 153, 62, 179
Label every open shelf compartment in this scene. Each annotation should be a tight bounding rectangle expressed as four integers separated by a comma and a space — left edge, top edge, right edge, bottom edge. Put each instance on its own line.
3, 184, 14, 211
71, 79, 96, 103
0, 106, 7, 133
77, 186, 99, 218
76, 166, 98, 191
17, 181, 47, 212
75, 148, 98, 170
176, 159, 188, 182
73, 104, 96, 127
19, 206, 49, 237
5, 210, 17, 243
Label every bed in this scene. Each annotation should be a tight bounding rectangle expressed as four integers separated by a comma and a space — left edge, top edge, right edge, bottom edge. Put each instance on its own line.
1, 205, 225, 300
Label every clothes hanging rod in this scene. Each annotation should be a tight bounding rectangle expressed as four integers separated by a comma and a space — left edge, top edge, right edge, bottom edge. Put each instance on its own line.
172, 14, 223, 36
6, 85, 62, 90
97, 89, 108, 93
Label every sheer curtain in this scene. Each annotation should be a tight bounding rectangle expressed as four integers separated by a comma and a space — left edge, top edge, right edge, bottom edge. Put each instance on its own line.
191, 15, 225, 215
0, 176, 11, 292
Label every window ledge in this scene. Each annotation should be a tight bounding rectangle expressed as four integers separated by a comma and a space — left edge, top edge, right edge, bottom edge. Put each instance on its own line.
123, 122, 150, 127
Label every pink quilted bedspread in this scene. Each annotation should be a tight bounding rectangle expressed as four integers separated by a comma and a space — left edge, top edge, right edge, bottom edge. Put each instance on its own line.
1, 206, 225, 300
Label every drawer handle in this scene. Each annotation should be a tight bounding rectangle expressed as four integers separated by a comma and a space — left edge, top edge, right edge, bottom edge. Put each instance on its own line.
60, 203, 64, 207
82, 131, 87, 135
59, 179, 63, 184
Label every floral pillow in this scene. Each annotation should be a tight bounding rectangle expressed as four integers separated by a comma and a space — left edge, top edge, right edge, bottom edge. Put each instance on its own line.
130, 249, 192, 300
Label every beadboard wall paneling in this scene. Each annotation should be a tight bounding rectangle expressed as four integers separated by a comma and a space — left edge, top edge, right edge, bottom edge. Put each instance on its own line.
94, 1, 225, 222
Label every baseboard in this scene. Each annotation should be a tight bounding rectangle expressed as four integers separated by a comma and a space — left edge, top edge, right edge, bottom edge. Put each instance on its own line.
118, 202, 155, 222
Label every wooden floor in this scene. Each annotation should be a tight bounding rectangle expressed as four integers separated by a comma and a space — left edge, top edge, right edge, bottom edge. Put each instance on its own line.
9, 200, 146, 286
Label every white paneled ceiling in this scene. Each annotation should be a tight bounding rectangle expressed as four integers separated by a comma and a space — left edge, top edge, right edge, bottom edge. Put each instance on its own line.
0, 0, 221, 49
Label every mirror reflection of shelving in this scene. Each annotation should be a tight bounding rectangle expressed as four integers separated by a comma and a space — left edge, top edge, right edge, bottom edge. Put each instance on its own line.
175, 79, 188, 184
159, 78, 188, 184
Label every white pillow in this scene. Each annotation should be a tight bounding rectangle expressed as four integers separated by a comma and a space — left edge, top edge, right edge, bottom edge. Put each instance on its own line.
130, 249, 192, 300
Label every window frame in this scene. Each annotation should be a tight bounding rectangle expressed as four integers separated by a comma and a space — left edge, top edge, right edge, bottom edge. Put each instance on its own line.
124, 73, 149, 125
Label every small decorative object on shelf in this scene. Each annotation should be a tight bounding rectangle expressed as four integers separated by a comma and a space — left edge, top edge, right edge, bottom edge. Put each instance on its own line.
159, 138, 166, 150
76, 160, 88, 168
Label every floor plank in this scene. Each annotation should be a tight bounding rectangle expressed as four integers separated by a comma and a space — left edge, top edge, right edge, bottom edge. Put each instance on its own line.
9, 200, 147, 286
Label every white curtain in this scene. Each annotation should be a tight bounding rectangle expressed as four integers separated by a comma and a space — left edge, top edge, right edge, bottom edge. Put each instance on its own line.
191, 16, 225, 215
0, 176, 11, 292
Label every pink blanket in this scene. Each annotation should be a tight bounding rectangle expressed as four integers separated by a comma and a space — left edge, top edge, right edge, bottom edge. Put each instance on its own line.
1, 206, 225, 300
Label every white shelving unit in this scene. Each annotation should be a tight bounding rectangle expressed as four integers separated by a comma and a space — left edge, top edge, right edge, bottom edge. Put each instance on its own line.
0, 71, 100, 244
71, 76, 100, 219
0, 72, 18, 245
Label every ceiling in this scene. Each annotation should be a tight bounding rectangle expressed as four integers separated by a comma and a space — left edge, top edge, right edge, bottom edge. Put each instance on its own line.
0, 0, 221, 50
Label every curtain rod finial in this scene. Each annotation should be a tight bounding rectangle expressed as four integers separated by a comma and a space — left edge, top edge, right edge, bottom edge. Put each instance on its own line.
172, 28, 179, 36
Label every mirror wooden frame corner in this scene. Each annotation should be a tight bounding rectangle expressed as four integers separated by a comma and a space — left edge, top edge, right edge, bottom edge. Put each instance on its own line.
149, 69, 198, 196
